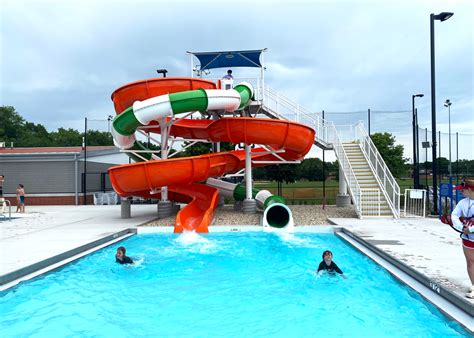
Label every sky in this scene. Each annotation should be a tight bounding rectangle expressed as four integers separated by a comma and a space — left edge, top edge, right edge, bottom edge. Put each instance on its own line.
1, 0, 473, 161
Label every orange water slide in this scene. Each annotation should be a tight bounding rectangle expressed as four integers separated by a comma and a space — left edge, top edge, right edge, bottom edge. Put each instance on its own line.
108, 78, 315, 233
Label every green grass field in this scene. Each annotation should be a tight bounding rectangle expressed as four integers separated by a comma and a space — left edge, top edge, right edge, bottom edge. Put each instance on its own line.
254, 177, 455, 205
254, 180, 339, 204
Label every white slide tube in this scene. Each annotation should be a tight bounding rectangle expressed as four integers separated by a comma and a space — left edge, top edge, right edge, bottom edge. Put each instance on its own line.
206, 178, 235, 198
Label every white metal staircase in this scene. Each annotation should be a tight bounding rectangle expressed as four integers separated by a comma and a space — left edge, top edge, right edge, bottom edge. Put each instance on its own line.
343, 143, 393, 216
255, 84, 400, 218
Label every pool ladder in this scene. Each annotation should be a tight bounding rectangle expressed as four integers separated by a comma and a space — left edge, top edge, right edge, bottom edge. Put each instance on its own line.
0, 199, 12, 221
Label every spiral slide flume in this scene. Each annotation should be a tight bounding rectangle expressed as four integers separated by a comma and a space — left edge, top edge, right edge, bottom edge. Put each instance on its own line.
108, 77, 315, 233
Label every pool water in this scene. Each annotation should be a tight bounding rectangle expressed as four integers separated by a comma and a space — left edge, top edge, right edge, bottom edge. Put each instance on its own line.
0, 232, 470, 337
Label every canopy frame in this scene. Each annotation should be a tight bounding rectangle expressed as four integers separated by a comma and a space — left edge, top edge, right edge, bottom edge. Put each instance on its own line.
186, 49, 267, 101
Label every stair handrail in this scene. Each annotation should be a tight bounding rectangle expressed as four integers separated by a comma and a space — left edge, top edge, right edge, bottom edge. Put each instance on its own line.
262, 86, 331, 146
354, 121, 401, 218
327, 121, 362, 217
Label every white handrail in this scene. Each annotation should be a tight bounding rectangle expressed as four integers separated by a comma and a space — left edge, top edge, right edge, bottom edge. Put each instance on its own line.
326, 121, 362, 217
262, 86, 331, 147
354, 121, 401, 217
260, 85, 400, 218
0, 199, 12, 221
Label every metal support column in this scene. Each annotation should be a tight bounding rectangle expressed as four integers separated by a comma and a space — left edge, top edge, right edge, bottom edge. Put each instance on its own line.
157, 117, 173, 218
242, 144, 256, 213
74, 154, 78, 206
83, 117, 87, 205
336, 164, 350, 207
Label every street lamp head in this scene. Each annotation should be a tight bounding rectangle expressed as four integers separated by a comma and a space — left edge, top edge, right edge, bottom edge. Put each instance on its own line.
415, 94, 424, 98
444, 99, 451, 107
156, 69, 168, 78
433, 12, 454, 22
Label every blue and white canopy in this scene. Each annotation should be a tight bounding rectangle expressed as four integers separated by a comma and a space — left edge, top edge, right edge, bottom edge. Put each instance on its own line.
187, 49, 266, 70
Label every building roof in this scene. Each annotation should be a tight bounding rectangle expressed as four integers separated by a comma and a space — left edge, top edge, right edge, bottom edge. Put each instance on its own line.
0, 146, 115, 155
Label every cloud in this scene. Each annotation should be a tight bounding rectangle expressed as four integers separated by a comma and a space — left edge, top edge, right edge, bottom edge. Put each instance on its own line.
1, 0, 472, 160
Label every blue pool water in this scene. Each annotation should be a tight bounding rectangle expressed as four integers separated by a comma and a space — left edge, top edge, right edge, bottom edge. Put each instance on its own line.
0, 232, 469, 337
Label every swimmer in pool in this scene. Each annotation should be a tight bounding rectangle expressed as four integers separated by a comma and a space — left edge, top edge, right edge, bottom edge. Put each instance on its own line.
115, 246, 133, 265
317, 250, 343, 275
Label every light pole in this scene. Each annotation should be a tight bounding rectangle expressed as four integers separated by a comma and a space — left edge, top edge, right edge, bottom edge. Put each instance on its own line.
430, 11, 453, 214
83, 117, 87, 205
412, 94, 424, 188
156, 69, 168, 78
444, 99, 452, 185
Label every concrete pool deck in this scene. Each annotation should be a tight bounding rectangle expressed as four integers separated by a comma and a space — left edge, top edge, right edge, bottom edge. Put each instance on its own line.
0, 205, 158, 279
329, 217, 474, 306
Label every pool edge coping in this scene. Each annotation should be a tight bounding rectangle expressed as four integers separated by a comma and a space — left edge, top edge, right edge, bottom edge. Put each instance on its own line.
0, 228, 137, 290
335, 227, 474, 334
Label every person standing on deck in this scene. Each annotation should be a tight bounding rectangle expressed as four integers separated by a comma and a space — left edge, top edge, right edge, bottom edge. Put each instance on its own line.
452, 179, 474, 298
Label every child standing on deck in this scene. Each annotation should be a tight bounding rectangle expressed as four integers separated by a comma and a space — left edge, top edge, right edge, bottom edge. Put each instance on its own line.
16, 184, 25, 213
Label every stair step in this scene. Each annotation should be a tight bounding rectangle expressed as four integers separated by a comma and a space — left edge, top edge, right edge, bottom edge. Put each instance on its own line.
360, 206, 390, 208
362, 214, 393, 217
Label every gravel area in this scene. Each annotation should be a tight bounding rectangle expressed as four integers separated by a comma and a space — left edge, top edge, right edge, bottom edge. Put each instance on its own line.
290, 205, 357, 225
142, 204, 357, 227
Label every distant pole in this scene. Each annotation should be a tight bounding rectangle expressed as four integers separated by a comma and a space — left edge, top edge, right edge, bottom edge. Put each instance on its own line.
438, 130, 441, 184
425, 128, 428, 189
412, 97, 416, 188
83, 117, 87, 205
444, 99, 452, 185
368, 108, 371, 135
415, 108, 420, 188
322, 110, 326, 208
412, 94, 424, 188
456, 132, 459, 184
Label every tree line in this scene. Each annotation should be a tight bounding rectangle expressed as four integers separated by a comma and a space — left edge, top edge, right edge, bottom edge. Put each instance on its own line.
9, 105, 467, 181
0, 106, 113, 147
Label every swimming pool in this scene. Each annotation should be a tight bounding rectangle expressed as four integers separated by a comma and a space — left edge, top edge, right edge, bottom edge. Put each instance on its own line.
0, 232, 470, 337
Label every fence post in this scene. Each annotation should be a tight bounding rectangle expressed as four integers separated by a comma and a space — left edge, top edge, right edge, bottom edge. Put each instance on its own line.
101, 172, 106, 192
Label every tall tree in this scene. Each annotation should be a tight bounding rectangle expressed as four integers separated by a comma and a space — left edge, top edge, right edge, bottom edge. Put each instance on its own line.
0, 106, 113, 147
0, 106, 24, 141
265, 164, 298, 184
370, 132, 408, 178
179, 141, 234, 157
298, 158, 325, 181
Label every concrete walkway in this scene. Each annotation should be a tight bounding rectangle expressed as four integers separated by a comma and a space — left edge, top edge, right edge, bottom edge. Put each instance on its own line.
0, 205, 159, 277
329, 216, 474, 304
